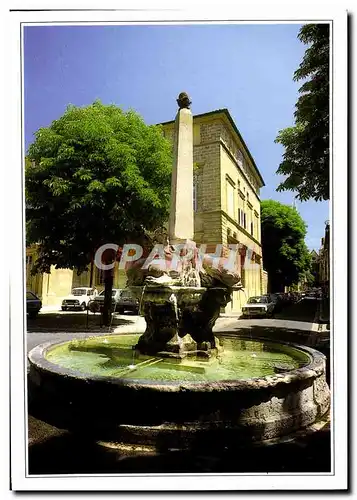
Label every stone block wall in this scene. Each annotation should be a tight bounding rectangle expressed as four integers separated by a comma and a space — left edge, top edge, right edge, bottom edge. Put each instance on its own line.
193, 144, 221, 213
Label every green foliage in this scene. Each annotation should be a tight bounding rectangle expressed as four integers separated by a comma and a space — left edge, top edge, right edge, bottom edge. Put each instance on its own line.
275, 24, 329, 202
261, 200, 312, 291
26, 101, 173, 274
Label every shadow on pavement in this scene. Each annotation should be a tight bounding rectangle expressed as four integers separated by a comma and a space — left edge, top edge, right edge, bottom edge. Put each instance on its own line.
274, 298, 320, 323
27, 311, 136, 333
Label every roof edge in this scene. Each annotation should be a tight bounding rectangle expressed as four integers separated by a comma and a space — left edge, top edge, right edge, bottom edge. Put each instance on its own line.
158, 108, 265, 187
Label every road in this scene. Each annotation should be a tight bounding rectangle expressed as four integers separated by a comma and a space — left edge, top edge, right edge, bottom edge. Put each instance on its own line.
27, 297, 324, 354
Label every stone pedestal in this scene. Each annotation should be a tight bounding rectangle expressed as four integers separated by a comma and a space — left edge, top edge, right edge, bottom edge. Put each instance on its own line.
168, 107, 194, 242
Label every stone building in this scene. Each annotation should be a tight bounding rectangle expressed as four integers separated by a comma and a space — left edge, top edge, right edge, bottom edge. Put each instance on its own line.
318, 221, 330, 295
161, 108, 265, 313
310, 249, 320, 287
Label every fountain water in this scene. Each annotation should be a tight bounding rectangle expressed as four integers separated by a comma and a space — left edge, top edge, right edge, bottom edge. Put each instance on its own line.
28, 93, 330, 459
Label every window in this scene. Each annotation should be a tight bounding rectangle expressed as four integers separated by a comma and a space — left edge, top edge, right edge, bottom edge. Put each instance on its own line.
248, 296, 268, 304
250, 221, 254, 236
237, 150, 244, 169
226, 180, 235, 219
240, 253, 246, 287
255, 213, 260, 240
72, 288, 88, 296
238, 208, 244, 227
238, 209, 246, 229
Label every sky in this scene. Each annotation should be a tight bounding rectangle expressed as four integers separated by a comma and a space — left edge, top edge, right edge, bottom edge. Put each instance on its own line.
24, 23, 329, 251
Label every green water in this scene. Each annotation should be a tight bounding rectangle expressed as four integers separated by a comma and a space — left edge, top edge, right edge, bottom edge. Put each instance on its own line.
45, 334, 310, 382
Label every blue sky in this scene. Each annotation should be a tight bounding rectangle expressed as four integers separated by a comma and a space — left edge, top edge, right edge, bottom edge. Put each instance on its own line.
24, 24, 329, 251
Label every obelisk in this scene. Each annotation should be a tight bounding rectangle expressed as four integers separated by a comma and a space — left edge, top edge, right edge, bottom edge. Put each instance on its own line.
168, 92, 194, 244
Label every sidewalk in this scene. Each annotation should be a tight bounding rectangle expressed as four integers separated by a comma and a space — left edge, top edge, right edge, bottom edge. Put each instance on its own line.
28, 310, 146, 334
318, 298, 330, 325
40, 305, 61, 312
31, 309, 242, 335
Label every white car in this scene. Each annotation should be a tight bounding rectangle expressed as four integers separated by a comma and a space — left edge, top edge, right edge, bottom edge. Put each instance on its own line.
61, 287, 98, 311
241, 295, 276, 318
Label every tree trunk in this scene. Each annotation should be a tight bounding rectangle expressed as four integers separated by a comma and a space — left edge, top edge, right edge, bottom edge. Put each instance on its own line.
268, 274, 284, 294
102, 269, 114, 326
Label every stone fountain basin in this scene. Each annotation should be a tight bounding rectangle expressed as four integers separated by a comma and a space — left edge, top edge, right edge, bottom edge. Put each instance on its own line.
27, 337, 330, 450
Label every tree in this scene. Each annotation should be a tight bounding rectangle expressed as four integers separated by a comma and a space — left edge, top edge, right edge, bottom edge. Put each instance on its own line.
261, 200, 312, 292
26, 101, 172, 324
275, 24, 329, 202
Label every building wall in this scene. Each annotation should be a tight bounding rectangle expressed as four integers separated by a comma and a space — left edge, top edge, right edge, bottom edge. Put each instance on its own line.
41, 267, 74, 306
26, 247, 43, 298
318, 222, 330, 295
262, 270, 268, 295
162, 110, 265, 314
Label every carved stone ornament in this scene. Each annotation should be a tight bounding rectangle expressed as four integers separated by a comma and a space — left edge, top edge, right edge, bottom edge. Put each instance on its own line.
177, 92, 192, 109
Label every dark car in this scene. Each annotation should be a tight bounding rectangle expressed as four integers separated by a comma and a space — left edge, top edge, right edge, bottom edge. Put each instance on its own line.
270, 293, 284, 313
26, 291, 42, 319
88, 289, 122, 313
116, 288, 140, 314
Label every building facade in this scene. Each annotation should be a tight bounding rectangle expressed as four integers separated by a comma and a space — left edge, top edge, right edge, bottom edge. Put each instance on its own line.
162, 109, 265, 313
310, 249, 320, 287
26, 246, 127, 307
318, 221, 330, 296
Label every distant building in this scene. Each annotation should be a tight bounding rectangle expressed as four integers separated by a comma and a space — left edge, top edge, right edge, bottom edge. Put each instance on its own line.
162, 108, 266, 313
318, 221, 330, 295
308, 249, 319, 287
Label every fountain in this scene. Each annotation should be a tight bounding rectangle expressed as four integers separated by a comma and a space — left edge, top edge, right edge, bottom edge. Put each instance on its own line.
28, 93, 330, 460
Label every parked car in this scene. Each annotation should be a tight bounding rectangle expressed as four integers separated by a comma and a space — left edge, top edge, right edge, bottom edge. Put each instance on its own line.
241, 295, 276, 318
270, 293, 284, 313
61, 287, 98, 311
88, 289, 122, 313
26, 291, 42, 319
116, 288, 140, 314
